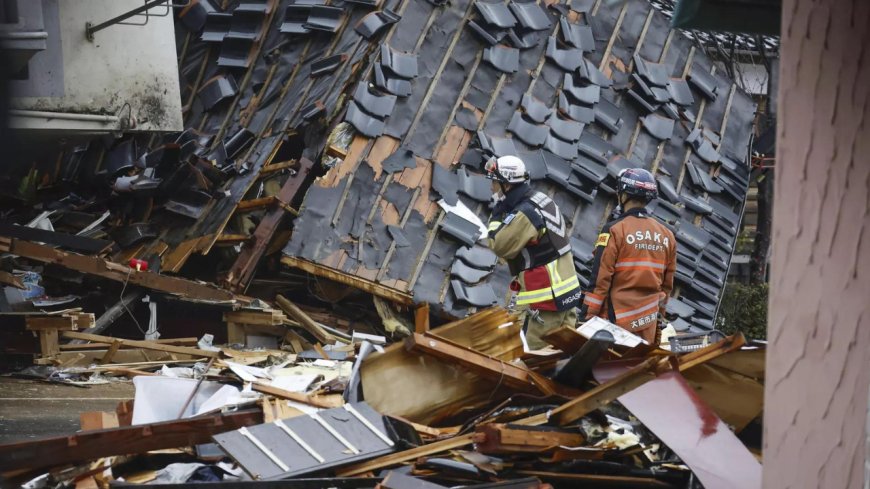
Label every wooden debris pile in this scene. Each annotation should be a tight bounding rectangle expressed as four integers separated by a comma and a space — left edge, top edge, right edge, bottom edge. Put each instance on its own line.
0, 304, 765, 489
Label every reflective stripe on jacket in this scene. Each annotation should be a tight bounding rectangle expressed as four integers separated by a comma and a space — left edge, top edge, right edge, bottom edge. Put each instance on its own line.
583, 207, 677, 336
488, 184, 581, 312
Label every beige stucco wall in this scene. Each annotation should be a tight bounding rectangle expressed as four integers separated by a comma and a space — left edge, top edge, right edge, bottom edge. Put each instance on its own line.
764, 0, 870, 487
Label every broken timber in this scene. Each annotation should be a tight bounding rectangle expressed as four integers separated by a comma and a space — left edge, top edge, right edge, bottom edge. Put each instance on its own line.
276, 294, 336, 344
336, 434, 475, 477
0, 409, 263, 471
281, 256, 413, 305
473, 423, 585, 454
61, 331, 221, 359
0, 238, 237, 302
224, 157, 314, 292
405, 333, 570, 398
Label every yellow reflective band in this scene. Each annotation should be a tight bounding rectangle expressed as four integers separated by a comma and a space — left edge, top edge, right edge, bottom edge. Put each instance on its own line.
595, 233, 610, 247
488, 221, 502, 232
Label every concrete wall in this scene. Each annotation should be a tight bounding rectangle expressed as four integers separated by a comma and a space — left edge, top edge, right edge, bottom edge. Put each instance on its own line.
764, 0, 870, 487
9, 0, 182, 132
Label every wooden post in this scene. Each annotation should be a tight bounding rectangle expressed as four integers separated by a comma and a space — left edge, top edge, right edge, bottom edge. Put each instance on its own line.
414, 304, 429, 334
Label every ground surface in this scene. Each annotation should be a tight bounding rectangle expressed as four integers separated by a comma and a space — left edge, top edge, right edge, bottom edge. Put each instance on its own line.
0, 377, 134, 444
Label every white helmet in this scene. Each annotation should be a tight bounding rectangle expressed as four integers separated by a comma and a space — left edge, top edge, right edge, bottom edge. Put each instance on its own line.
484, 155, 529, 184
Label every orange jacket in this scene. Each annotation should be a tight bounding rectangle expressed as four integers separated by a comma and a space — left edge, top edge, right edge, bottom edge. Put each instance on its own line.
582, 207, 677, 341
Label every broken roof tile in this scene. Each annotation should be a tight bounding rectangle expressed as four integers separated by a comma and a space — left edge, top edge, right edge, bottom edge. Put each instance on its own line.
688, 65, 718, 100
558, 92, 595, 123
229, 10, 267, 40
577, 58, 612, 87
457, 167, 492, 202
681, 192, 714, 215
217, 35, 254, 68
507, 111, 548, 146
478, 132, 519, 157
355, 9, 401, 39
509, 1, 551, 31
656, 175, 681, 203
507, 28, 542, 49
475, 1, 517, 28
441, 213, 482, 247
573, 154, 607, 183
667, 78, 695, 106
279, 5, 311, 34
345, 100, 385, 137
432, 164, 460, 205
451, 280, 498, 307
352, 82, 397, 118
374, 64, 412, 97
451, 259, 492, 284
633, 53, 669, 87
560, 17, 595, 51
546, 36, 584, 71
577, 130, 614, 164
563, 73, 601, 105
456, 244, 498, 270
304, 5, 343, 32
593, 97, 623, 134
548, 114, 584, 142
518, 150, 548, 180
686, 161, 724, 194
198, 75, 238, 112
380, 44, 418, 79
626, 89, 660, 113
467, 20, 506, 46
382, 147, 417, 173
641, 114, 675, 140
483, 45, 520, 73
544, 135, 579, 161
201, 12, 232, 42
311, 54, 348, 77
520, 94, 551, 124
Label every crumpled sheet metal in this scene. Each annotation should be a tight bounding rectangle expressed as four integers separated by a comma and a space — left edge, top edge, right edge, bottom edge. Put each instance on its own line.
592, 367, 762, 489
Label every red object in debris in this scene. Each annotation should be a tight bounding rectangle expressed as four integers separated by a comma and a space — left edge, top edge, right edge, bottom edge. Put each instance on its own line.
129, 258, 149, 271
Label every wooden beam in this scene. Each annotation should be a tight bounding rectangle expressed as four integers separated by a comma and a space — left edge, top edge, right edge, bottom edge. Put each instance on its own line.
236, 196, 277, 212
473, 423, 585, 454
61, 337, 198, 351
25, 316, 79, 331
336, 434, 475, 477
99, 341, 123, 365
251, 383, 338, 409
414, 304, 429, 334
547, 356, 670, 426
7, 239, 236, 302
61, 332, 220, 359
224, 157, 314, 292
260, 160, 297, 175
275, 295, 334, 344
281, 256, 413, 305
405, 333, 565, 397
0, 409, 263, 471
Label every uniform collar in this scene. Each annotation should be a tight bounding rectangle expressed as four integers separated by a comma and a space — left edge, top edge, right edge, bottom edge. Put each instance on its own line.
623, 206, 649, 218
494, 182, 532, 216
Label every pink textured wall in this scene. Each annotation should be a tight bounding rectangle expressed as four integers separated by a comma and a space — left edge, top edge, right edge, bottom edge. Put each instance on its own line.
764, 0, 870, 487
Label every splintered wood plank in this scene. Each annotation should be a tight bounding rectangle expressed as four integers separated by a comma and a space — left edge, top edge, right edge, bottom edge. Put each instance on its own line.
280, 256, 413, 305
380, 200, 401, 226
367, 136, 401, 180
161, 237, 204, 273
395, 156, 428, 189
322, 136, 370, 188
433, 125, 467, 166
62, 332, 220, 359
337, 434, 475, 476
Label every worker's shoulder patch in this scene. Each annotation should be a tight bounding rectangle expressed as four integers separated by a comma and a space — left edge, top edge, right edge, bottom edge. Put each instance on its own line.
595, 233, 611, 247
503, 213, 516, 224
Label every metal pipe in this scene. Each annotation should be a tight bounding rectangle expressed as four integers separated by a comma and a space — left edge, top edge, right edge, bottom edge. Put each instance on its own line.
7, 109, 120, 123
85, 0, 170, 41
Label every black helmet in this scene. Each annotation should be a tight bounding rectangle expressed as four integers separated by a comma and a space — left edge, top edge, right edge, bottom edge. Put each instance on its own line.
617, 168, 658, 202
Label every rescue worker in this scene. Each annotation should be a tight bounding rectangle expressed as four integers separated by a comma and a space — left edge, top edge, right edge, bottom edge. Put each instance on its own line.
485, 155, 581, 350
581, 168, 677, 344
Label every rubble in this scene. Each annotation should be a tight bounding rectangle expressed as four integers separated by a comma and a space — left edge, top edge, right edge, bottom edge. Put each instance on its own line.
0, 0, 763, 486
0, 300, 764, 488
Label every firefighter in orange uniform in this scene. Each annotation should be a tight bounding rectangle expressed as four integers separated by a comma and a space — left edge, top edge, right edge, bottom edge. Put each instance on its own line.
582, 168, 677, 344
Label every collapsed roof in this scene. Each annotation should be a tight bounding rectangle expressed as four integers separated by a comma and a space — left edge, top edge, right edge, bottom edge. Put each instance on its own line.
11, 0, 755, 332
